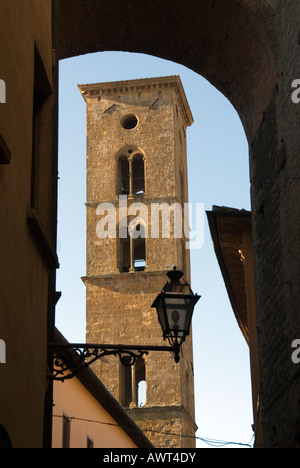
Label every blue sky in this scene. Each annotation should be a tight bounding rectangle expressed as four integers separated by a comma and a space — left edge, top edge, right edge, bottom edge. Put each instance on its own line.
55, 51, 253, 448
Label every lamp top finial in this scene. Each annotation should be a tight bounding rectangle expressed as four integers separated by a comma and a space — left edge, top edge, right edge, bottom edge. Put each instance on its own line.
166, 266, 184, 283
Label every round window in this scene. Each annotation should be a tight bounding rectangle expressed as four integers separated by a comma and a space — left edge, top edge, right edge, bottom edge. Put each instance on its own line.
121, 114, 138, 130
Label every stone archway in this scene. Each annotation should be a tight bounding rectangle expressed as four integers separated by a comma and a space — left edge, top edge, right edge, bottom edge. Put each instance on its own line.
53, 0, 300, 448
56, 0, 278, 142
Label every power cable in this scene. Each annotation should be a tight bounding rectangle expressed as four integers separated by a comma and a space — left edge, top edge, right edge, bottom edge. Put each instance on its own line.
53, 414, 253, 448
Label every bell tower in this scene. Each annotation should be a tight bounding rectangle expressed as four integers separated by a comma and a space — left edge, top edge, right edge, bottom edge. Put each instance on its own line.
79, 76, 197, 448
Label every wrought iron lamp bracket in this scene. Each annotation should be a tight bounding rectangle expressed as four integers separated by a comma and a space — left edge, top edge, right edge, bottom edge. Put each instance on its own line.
48, 343, 179, 381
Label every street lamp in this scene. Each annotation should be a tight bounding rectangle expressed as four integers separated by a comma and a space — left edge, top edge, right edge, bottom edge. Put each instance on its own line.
151, 267, 200, 362
49, 267, 200, 380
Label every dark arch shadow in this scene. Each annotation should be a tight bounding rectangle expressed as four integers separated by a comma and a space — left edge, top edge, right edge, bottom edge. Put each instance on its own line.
56, 0, 278, 143
0, 425, 12, 448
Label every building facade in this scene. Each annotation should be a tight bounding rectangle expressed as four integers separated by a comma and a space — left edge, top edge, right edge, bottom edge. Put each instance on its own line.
0, 0, 57, 448
52, 329, 153, 449
79, 76, 197, 448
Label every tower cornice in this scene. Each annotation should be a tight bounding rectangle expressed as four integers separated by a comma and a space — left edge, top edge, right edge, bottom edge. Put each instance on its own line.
78, 75, 193, 127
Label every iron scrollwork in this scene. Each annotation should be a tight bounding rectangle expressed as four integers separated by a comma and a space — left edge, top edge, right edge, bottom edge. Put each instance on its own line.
49, 344, 149, 381
48, 341, 179, 381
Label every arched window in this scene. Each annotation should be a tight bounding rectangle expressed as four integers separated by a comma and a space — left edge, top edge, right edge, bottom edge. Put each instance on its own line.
119, 223, 146, 273
138, 380, 146, 407
119, 226, 130, 273
133, 224, 146, 271
132, 154, 145, 196
120, 364, 132, 407
119, 357, 146, 408
136, 358, 146, 407
119, 156, 129, 195
117, 150, 145, 197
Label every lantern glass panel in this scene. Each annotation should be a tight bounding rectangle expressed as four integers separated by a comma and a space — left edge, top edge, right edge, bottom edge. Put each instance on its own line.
164, 295, 194, 338
155, 295, 167, 335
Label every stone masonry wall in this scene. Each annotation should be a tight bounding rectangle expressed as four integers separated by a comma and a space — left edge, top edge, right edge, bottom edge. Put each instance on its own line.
82, 77, 196, 448
250, 1, 300, 447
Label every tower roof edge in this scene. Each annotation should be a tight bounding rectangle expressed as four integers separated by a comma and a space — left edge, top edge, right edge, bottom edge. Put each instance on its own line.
78, 75, 193, 126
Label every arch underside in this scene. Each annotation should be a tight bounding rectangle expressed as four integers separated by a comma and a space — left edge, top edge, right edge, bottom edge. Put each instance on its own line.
57, 0, 278, 143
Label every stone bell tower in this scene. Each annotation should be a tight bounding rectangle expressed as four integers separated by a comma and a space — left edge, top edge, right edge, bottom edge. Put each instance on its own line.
79, 75, 197, 448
